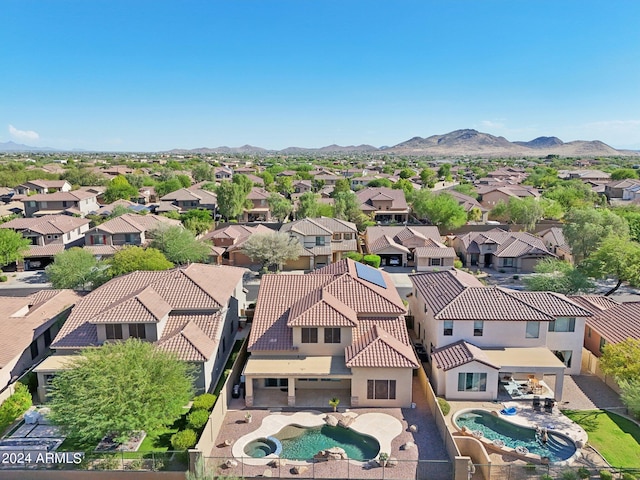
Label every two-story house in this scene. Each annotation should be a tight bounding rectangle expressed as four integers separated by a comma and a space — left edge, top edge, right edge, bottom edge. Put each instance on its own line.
158, 187, 217, 214
451, 228, 555, 272
242, 187, 278, 222
243, 259, 419, 408
39, 264, 247, 400
364, 225, 454, 269
201, 224, 275, 266
279, 217, 358, 270
408, 270, 592, 401
476, 185, 540, 209
15, 180, 72, 196
22, 190, 100, 218
0, 290, 81, 395
1, 216, 90, 270
84, 213, 181, 248
356, 187, 410, 223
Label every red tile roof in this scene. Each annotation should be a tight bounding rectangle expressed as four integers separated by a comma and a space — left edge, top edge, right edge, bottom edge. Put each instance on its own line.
585, 302, 640, 344
431, 340, 500, 371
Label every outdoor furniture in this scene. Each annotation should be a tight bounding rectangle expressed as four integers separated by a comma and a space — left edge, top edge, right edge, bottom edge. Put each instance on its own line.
533, 396, 542, 411
544, 398, 555, 413
500, 406, 517, 415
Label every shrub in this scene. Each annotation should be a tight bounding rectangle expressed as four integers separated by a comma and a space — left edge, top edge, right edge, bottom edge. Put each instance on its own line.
454, 259, 463, 269
562, 470, 578, 480
344, 252, 364, 262
599, 471, 613, 480
541, 475, 554, 480
0, 275, 7, 282
437, 397, 451, 416
127, 458, 145, 470
0, 383, 33, 434
171, 428, 197, 450
513, 275, 520, 280
577, 467, 591, 479
187, 408, 210, 430
362, 254, 381, 268
192, 393, 216, 411
523, 463, 536, 471
95, 454, 120, 470
621, 473, 637, 480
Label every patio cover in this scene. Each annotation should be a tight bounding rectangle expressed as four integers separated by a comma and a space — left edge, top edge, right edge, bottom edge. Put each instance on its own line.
243, 356, 351, 377
482, 347, 565, 372
34, 355, 83, 373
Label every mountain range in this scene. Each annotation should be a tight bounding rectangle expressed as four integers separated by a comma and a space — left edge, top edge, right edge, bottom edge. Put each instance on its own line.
2, 129, 638, 156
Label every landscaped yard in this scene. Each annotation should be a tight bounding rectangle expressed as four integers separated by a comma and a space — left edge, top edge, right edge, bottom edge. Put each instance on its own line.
563, 409, 640, 468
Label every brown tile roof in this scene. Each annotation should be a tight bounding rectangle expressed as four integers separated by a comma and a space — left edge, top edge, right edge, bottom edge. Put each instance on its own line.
1, 215, 89, 235
346, 324, 419, 368
431, 340, 500, 371
25, 190, 97, 202
287, 289, 358, 327
280, 218, 332, 236
369, 235, 411, 254
84, 245, 121, 256
313, 217, 357, 232
52, 264, 245, 350
410, 270, 485, 314
414, 246, 456, 258
568, 295, 620, 313
247, 187, 271, 200
89, 213, 180, 235
356, 187, 409, 210
26, 244, 65, 257
585, 302, 640, 344
0, 290, 81, 369
366, 225, 442, 246
156, 314, 222, 362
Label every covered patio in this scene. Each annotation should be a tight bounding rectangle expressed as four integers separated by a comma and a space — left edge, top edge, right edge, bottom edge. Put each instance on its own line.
242, 356, 352, 408
483, 347, 566, 401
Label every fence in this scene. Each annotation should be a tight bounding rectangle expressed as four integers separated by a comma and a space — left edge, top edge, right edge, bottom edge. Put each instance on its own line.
204, 456, 453, 480
580, 348, 622, 394
475, 463, 640, 480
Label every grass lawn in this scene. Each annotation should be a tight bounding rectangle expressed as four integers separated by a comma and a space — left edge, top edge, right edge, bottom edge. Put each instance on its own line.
563, 409, 640, 468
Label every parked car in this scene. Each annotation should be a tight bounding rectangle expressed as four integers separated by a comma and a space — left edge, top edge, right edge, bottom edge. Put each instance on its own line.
388, 257, 401, 266
232, 384, 241, 398
414, 342, 429, 362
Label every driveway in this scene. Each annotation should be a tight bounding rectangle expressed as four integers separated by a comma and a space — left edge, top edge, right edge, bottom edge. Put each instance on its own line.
0, 271, 51, 289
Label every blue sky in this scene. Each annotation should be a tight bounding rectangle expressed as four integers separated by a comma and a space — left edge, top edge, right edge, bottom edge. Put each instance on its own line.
2, 0, 639, 151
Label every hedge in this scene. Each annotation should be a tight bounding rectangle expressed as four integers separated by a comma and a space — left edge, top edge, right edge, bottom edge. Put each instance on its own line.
192, 393, 216, 411
187, 409, 210, 430
362, 254, 381, 268
0, 383, 33, 434
171, 428, 197, 450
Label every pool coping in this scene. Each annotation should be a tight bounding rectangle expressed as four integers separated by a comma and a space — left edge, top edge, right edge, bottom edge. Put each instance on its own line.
232, 410, 403, 466
452, 407, 583, 466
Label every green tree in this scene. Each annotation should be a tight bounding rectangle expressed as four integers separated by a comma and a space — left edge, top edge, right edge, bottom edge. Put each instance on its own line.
267, 193, 293, 222
367, 178, 393, 188
156, 178, 183, 198
181, 209, 213, 235
543, 180, 601, 211
489, 200, 509, 222
523, 258, 594, 295
437, 163, 452, 181
563, 209, 629, 263
612, 206, 640, 242
61, 168, 107, 187
580, 236, 640, 295
296, 192, 320, 219
0, 229, 31, 268
331, 178, 351, 197
392, 178, 414, 197
149, 225, 210, 264
216, 181, 249, 221
420, 168, 437, 188
600, 339, 640, 383
108, 204, 132, 218
260, 171, 274, 188
108, 246, 173, 277
49, 339, 194, 444
524, 167, 559, 189
540, 197, 564, 220
275, 176, 294, 196
618, 379, 640, 418
506, 197, 544, 231
176, 174, 191, 188
398, 168, 415, 179
241, 232, 303, 271
610, 168, 639, 181
232, 174, 253, 196
191, 163, 215, 182
103, 175, 138, 203
467, 207, 483, 222
412, 191, 466, 231
45, 248, 108, 290
452, 183, 477, 198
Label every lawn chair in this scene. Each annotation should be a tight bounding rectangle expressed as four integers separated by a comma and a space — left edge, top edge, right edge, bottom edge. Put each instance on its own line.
544, 398, 555, 413
533, 396, 542, 412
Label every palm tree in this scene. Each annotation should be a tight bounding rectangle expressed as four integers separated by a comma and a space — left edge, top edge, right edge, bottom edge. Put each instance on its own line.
329, 397, 340, 412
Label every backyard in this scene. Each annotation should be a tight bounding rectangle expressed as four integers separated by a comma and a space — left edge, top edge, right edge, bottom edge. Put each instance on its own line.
563, 410, 640, 468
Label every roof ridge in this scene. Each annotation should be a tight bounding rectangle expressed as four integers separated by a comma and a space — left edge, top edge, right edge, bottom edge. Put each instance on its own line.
495, 287, 556, 319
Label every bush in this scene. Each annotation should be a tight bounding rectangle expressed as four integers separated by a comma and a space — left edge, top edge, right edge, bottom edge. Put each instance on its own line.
454, 259, 463, 269
95, 454, 120, 470
437, 397, 451, 416
599, 471, 613, 480
0, 383, 33, 434
192, 393, 216, 411
187, 408, 210, 430
0, 275, 7, 282
513, 275, 520, 280
541, 475, 554, 480
171, 429, 197, 450
362, 254, 381, 268
562, 470, 578, 480
621, 473, 637, 480
577, 467, 591, 479
344, 252, 364, 262
126, 458, 145, 470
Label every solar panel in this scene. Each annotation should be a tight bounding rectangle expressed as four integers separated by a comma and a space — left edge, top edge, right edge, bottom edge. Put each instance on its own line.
354, 262, 387, 288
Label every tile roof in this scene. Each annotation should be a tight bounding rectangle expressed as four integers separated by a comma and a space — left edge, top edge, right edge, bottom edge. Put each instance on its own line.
52, 264, 246, 350
0, 290, 81, 369
287, 289, 358, 327
25, 190, 97, 202
280, 218, 332, 236
585, 302, 640, 344
431, 340, 500, 371
567, 295, 620, 313
369, 235, 411, 254
346, 324, 419, 368
356, 187, 409, 210
410, 270, 485, 314
84, 245, 121, 256
1, 215, 89, 235
247, 187, 271, 200
156, 314, 222, 362
456, 229, 554, 258
414, 246, 457, 258
88, 213, 181, 235
366, 225, 442, 245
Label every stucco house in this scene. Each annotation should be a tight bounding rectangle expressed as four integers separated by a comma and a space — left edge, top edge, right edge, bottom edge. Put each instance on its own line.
243, 259, 419, 408
158, 187, 217, 214
538, 227, 573, 264
280, 217, 358, 270
451, 228, 555, 272
0, 290, 81, 395
84, 213, 181, 247
242, 187, 278, 222
476, 185, 540, 209
15, 180, 72, 196
22, 190, 100, 218
356, 187, 410, 223
408, 270, 592, 401
40, 264, 247, 400
201, 224, 275, 267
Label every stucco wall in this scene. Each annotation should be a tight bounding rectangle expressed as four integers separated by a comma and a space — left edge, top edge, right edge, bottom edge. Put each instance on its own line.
292, 328, 352, 356
350, 367, 413, 407
442, 362, 499, 401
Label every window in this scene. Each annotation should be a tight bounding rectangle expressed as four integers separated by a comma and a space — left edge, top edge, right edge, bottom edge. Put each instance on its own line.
526, 321, 540, 338
457, 373, 487, 392
503, 258, 514, 267
554, 350, 573, 368
315, 236, 325, 246
92, 235, 106, 245
548, 317, 575, 332
44, 329, 52, 348
473, 320, 484, 336
324, 328, 341, 344
124, 233, 135, 243
344, 233, 353, 240
301, 328, 318, 343
430, 258, 442, 266
332, 233, 341, 240
367, 380, 396, 400
443, 320, 453, 336
599, 337, 606, 353
128, 324, 146, 339
265, 378, 288, 387
30, 341, 39, 360
106, 324, 123, 340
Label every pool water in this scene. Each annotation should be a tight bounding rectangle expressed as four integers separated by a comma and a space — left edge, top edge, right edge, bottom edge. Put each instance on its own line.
455, 410, 576, 462
244, 437, 282, 458
273, 425, 379, 461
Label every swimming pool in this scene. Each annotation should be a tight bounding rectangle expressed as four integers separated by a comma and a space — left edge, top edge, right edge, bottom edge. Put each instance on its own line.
273, 424, 379, 461
454, 409, 577, 463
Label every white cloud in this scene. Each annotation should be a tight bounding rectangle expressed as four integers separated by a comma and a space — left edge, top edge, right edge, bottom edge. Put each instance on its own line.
480, 120, 505, 129
8, 124, 40, 142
